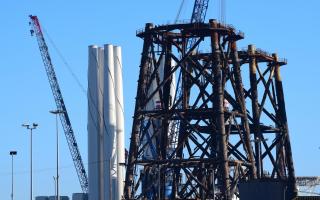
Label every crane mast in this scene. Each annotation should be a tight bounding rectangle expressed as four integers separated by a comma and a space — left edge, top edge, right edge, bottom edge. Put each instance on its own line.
29, 15, 88, 193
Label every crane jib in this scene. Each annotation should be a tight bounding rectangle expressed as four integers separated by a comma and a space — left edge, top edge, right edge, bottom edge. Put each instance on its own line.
29, 15, 89, 193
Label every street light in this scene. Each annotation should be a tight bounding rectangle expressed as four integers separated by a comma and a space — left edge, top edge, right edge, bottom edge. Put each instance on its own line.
9, 151, 17, 200
53, 176, 57, 198
22, 123, 38, 200
50, 110, 64, 200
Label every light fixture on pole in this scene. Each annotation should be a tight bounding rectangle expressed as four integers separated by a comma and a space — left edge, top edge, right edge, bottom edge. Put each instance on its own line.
22, 123, 38, 200
50, 110, 64, 200
9, 151, 17, 200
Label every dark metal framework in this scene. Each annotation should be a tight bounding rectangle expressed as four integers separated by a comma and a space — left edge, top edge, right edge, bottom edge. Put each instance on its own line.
124, 20, 297, 200
29, 15, 89, 193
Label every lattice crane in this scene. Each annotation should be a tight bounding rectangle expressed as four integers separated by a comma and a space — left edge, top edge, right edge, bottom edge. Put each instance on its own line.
191, 0, 210, 23
29, 15, 89, 193
170, 0, 210, 146
188, 0, 210, 48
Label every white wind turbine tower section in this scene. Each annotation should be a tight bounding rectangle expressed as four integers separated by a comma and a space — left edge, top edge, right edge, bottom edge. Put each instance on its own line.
103, 44, 117, 200
98, 46, 105, 200
88, 45, 102, 200
88, 44, 125, 200
113, 46, 125, 200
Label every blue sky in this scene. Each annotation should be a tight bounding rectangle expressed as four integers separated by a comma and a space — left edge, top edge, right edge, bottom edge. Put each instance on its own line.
1, 0, 319, 199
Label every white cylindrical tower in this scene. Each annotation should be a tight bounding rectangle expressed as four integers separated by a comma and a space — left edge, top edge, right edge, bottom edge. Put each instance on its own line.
97, 46, 105, 200
88, 44, 126, 200
88, 45, 101, 200
113, 46, 125, 200
103, 44, 117, 200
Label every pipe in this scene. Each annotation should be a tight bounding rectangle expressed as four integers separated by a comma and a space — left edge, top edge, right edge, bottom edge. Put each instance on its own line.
273, 53, 298, 199
209, 19, 231, 200
248, 44, 262, 178
230, 42, 257, 179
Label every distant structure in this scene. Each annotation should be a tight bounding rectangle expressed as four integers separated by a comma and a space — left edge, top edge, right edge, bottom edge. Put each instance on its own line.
35, 197, 49, 200
49, 196, 69, 200
72, 193, 88, 200
124, 19, 297, 200
87, 44, 125, 200
36, 196, 69, 200
36, 193, 88, 200
297, 176, 320, 196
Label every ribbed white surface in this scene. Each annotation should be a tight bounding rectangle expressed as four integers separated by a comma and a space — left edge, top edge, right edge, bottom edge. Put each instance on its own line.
88, 45, 101, 200
113, 46, 125, 200
98, 46, 105, 200
88, 44, 125, 200
103, 44, 117, 200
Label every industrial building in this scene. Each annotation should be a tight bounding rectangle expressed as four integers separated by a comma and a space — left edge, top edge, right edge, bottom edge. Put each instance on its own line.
35, 197, 49, 200
72, 193, 88, 200
35, 194, 87, 200
48, 196, 69, 200
35, 196, 69, 200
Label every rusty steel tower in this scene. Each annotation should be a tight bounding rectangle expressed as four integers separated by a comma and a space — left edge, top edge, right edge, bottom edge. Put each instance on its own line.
124, 19, 297, 200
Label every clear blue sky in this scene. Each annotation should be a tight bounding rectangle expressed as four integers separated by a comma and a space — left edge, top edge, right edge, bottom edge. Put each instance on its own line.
1, 0, 319, 199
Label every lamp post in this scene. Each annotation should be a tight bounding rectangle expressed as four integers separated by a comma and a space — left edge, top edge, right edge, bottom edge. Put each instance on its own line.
22, 123, 38, 200
53, 176, 57, 198
10, 151, 17, 200
50, 110, 64, 200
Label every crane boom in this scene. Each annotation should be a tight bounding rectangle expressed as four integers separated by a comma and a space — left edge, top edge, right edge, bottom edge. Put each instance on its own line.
169, 0, 211, 159
29, 15, 88, 193
174, 0, 210, 105
188, 0, 210, 49
191, 0, 210, 23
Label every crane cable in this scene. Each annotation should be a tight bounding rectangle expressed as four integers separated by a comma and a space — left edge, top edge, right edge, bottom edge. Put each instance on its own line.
42, 28, 105, 139
175, 0, 188, 23
43, 28, 86, 95
42, 26, 125, 138
41, 29, 123, 181
217, 0, 226, 24
222, 0, 226, 24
